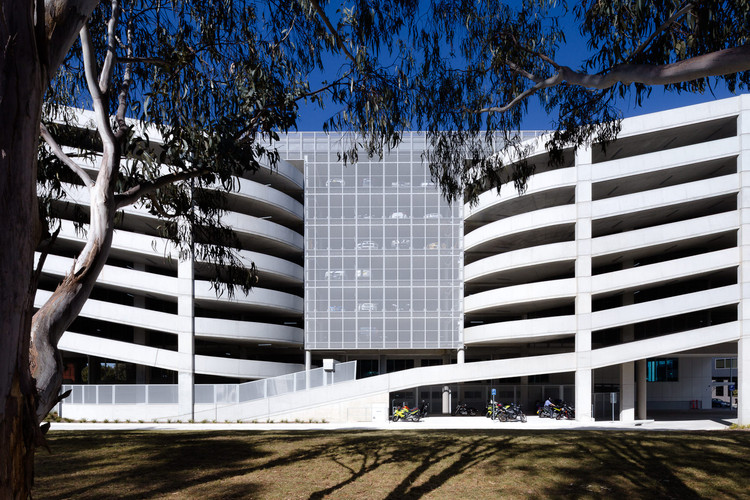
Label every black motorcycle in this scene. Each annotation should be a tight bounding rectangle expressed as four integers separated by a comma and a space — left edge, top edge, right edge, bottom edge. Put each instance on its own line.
453, 402, 479, 416
556, 403, 575, 420
496, 403, 527, 422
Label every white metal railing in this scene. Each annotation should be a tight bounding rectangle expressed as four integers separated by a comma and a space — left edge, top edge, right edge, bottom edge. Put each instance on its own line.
61, 360, 357, 406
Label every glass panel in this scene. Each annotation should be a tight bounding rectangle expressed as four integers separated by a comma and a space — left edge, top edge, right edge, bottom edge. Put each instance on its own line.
301, 132, 463, 350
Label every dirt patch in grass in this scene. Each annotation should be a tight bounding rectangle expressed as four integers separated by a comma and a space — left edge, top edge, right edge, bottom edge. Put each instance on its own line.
34, 430, 750, 499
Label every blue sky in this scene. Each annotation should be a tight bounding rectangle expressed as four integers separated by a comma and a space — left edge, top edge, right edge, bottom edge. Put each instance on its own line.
294, 2, 741, 131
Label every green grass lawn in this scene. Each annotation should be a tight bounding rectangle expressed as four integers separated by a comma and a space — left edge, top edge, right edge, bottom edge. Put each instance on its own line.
34, 429, 750, 499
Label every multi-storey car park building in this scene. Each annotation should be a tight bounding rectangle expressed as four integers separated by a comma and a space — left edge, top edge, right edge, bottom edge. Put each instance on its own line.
46, 96, 749, 424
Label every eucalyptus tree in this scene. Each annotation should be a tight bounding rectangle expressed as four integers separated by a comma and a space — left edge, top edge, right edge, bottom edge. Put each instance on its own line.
404, 0, 750, 204
0, 0, 415, 495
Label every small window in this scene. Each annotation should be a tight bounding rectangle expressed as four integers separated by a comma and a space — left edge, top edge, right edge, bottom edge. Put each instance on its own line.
647, 358, 678, 382
715, 358, 737, 370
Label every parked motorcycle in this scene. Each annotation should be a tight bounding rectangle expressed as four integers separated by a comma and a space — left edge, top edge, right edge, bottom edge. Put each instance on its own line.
496, 403, 527, 423
392, 403, 422, 422
537, 405, 557, 419
453, 402, 479, 416
418, 401, 429, 419
556, 403, 575, 420
537, 402, 575, 420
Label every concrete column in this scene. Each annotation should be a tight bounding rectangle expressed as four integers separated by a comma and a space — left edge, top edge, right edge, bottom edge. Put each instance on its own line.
133, 262, 148, 384
520, 376, 529, 409
177, 257, 195, 420
739, 339, 749, 422
457, 347, 465, 364
738, 96, 750, 426
442, 385, 452, 415
620, 292, 635, 422
89, 356, 101, 383
305, 350, 312, 389
575, 146, 594, 421
620, 362, 635, 422
133, 329, 147, 384
637, 359, 647, 419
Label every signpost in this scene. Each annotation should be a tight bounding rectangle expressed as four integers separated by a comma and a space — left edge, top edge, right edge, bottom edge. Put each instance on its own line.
610, 392, 618, 421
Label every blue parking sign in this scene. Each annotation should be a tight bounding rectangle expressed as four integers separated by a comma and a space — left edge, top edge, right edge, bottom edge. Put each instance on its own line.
491, 389, 496, 396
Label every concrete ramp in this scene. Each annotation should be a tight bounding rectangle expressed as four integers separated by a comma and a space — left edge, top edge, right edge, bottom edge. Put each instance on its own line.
230, 323, 739, 422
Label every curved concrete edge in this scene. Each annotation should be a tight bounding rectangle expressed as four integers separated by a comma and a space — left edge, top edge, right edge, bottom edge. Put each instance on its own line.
465, 278, 576, 313
41, 254, 180, 298
59, 332, 303, 379
256, 157, 304, 189
591, 136, 738, 182
234, 177, 303, 220
37, 255, 303, 315
235, 249, 303, 284
614, 96, 741, 138
592, 174, 737, 220
53, 109, 304, 189
465, 205, 577, 252
591, 247, 738, 295
590, 322, 740, 369
51, 221, 303, 284
465, 316, 576, 344
465, 167, 576, 220
465, 241, 576, 282
591, 285, 740, 331
35, 290, 186, 334
222, 211, 303, 251
194, 280, 303, 314
591, 212, 739, 257
194, 317, 303, 345
35, 289, 303, 345
54, 184, 304, 254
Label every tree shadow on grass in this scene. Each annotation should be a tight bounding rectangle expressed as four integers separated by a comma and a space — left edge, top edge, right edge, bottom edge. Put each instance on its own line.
383, 436, 511, 499
36, 431, 331, 499
35, 429, 750, 499
306, 432, 513, 499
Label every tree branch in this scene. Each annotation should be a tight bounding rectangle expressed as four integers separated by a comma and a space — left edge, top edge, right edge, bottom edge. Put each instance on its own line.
562, 44, 750, 89
505, 60, 543, 84
470, 72, 562, 114
117, 56, 171, 67
309, 0, 356, 62
115, 17, 134, 140
115, 167, 212, 209
479, 44, 750, 115
80, 25, 118, 153
98, 0, 122, 94
625, 2, 694, 63
39, 123, 95, 188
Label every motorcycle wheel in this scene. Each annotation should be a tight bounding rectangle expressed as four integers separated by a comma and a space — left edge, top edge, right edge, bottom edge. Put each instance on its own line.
556, 412, 563, 420
520, 413, 527, 423
469, 408, 477, 416
498, 413, 507, 422
392, 415, 400, 422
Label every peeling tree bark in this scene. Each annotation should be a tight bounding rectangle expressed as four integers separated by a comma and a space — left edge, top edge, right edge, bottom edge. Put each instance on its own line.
0, 3, 46, 497
0, 0, 99, 496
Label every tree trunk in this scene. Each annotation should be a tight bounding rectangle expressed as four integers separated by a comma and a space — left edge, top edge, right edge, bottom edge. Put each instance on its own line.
0, 3, 46, 498
31, 165, 118, 420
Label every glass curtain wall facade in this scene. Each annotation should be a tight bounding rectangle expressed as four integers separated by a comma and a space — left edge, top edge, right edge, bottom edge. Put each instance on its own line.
279, 132, 463, 350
